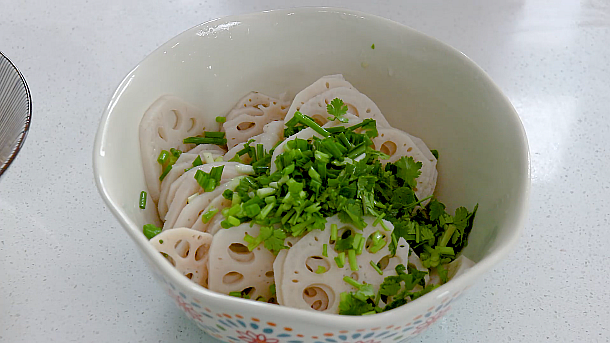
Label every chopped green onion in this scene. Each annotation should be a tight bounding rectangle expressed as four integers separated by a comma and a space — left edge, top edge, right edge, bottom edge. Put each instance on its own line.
353, 233, 363, 250
370, 260, 383, 275
315, 266, 326, 274
204, 131, 226, 138
439, 224, 457, 247
183, 136, 227, 145
283, 164, 295, 175
314, 150, 330, 163
346, 143, 366, 159
229, 291, 241, 297
371, 43, 375, 49
139, 191, 147, 209
159, 165, 172, 181
169, 148, 182, 162
322, 139, 343, 159
214, 156, 224, 162
348, 249, 358, 271
192, 155, 203, 167
438, 246, 455, 256
201, 207, 219, 223
335, 252, 345, 268
357, 235, 366, 255
216, 116, 226, 123
236, 164, 255, 175
228, 204, 242, 216
257, 187, 276, 198
293, 111, 330, 137
244, 203, 261, 217
228, 154, 242, 162
194, 170, 217, 192
323, 244, 328, 257
226, 216, 240, 227
143, 224, 162, 239
210, 165, 225, 183
258, 202, 275, 220
330, 224, 338, 242
157, 150, 169, 165
372, 214, 385, 227
343, 275, 363, 288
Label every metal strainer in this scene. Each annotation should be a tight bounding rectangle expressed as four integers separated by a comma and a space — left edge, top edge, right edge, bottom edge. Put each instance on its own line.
0, 51, 31, 177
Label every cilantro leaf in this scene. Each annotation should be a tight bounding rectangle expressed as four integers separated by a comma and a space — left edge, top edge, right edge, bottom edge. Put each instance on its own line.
379, 276, 402, 296
245, 227, 287, 255
338, 292, 374, 315
327, 98, 349, 123
393, 157, 422, 189
428, 199, 446, 221
263, 228, 287, 255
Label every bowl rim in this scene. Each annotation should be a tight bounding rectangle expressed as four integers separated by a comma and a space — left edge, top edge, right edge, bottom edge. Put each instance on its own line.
93, 6, 530, 327
0, 51, 32, 177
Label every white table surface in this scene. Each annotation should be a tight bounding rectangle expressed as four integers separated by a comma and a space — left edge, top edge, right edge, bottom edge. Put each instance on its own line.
1, 0, 609, 342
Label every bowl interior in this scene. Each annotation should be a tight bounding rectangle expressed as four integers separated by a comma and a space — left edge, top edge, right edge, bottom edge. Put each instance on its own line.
94, 7, 529, 317
0, 52, 31, 177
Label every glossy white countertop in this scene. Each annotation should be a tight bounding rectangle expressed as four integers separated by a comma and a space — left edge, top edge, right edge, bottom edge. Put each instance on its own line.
1, 1, 609, 342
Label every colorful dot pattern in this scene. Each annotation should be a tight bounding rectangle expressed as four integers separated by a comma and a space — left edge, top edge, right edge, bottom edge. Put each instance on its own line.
153, 271, 466, 343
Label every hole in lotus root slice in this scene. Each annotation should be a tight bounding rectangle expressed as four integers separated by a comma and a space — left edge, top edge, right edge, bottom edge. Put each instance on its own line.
228, 243, 255, 263
346, 103, 359, 117
237, 122, 256, 131
302, 284, 333, 311
158, 127, 167, 141
171, 110, 182, 129
223, 272, 244, 284
174, 240, 191, 259
350, 272, 359, 281
188, 117, 197, 131
195, 242, 209, 261
242, 287, 256, 297
311, 114, 326, 126
365, 231, 389, 254
331, 226, 353, 246
162, 253, 176, 267
377, 255, 391, 271
305, 256, 331, 274
380, 141, 397, 156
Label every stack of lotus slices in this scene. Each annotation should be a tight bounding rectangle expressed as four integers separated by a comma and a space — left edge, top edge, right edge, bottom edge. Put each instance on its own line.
137, 75, 470, 313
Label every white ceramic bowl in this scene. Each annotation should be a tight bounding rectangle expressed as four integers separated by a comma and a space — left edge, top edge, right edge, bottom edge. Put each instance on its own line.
93, 7, 529, 343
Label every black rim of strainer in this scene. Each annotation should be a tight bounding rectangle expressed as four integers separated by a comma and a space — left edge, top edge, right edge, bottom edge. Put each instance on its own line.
0, 51, 32, 177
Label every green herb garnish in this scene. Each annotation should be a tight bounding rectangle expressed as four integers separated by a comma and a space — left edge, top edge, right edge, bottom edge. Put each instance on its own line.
139, 191, 147, 209
143, 224, 162, 239
326, 98, 349, 123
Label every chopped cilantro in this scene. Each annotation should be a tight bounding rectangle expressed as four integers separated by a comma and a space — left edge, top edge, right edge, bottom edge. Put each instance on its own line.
326, 98, 349, 123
